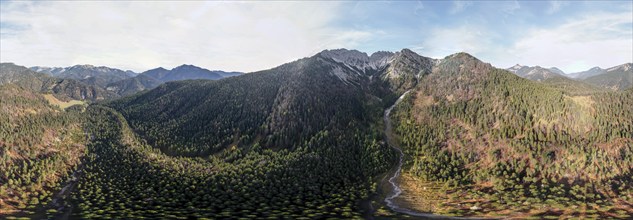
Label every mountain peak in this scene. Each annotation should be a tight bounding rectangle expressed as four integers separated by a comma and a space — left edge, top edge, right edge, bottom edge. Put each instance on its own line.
318, 49, 369, 62
152, 67, 168, 71
590, 66, 602, 71
548, 67, 565, 75
72, 64, 97, 69
443, 52, 483, 65
318, 48, 394, 73
174, 64, 200, 69
369, 51, 395, 61
456, 51, 475, 57
606, 63, 633, 72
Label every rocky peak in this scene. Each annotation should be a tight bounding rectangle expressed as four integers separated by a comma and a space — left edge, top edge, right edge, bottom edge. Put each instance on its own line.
607, 63, 632, 72
549, 67, 565, 75
318, 49, 394, 73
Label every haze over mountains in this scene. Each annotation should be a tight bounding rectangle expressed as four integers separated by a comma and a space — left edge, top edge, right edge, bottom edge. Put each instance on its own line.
2, 48, 632, 219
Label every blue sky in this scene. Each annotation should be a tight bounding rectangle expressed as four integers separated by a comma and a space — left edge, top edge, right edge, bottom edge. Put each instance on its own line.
1, 1, 631, 73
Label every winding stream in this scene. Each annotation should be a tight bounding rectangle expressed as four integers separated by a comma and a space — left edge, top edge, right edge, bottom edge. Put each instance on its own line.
382, 91, 484, 219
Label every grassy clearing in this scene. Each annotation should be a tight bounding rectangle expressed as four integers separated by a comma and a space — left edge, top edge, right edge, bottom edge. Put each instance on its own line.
43, 94, 85, 109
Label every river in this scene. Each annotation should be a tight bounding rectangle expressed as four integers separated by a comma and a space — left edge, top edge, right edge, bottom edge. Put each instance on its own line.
382, 90, 483, 219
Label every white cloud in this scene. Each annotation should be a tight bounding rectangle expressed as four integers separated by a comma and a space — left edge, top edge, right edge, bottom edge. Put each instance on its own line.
0, 1, 373, 72
508, 11, 633, 72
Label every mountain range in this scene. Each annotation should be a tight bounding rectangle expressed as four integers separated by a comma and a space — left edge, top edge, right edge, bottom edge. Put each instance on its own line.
106, 65, 241, 96
507, 63, 632, 91
2, 49, 632, 219
0, 63, 242, 99
1, 63, 118, 101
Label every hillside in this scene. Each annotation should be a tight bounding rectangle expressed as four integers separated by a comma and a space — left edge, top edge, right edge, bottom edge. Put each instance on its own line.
110, 53, 386, 156
0, 84, 86, 215
105, 74, 163, 96
392, 52, 633, 217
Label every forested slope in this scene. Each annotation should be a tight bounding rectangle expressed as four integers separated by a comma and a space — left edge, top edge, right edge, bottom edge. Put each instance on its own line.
66, 105, 393, 218
391, 52, 633, 217
109, 55, 384, 157
66, 53, 400, 218
0, 85, 86, 216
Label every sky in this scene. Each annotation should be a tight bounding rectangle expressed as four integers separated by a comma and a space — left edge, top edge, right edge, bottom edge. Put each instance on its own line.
1, 1, 632, 73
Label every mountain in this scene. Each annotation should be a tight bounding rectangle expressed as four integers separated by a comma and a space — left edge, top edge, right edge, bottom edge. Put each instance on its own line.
380, 49, 435, 93
105, 74, 163, 96
393, 53, 632, 217
1, 63, 118, 101
507, 64, 567, 81
83, 49, 399, 218
30, 66, 68, 76
548, 67, 565, 75
317, 48, 435, 94
317, 49, 393, 74
110, 51, 393, 156
30, 64, 135, 88
160, 64, 223, 81
568, 66, 604, 79
105, 65, 242, 96
583, 63, 633, 90
141, 67, 171, 79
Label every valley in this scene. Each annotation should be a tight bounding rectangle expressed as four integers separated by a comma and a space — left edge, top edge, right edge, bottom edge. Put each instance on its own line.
1, 49, 632, 219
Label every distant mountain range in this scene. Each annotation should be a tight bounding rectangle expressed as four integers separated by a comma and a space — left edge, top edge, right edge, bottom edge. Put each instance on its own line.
583, 63, 633, 91
507, 64, 566, 81
507, 63, 633, 91
31, 65, 136, 88
1, 63, 117, 101
106, 64, 242, 96
26, 64, 242, 96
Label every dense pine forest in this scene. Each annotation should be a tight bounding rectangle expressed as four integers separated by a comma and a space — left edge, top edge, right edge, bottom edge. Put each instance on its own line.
1, 49, 632, 219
